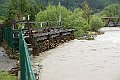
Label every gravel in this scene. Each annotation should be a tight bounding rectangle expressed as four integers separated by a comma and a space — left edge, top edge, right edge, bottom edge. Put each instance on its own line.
0, 47, 16, 71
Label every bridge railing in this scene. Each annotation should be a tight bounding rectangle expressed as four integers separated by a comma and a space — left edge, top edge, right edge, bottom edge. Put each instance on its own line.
19, 30, 35, 80
2, 27, 14, 48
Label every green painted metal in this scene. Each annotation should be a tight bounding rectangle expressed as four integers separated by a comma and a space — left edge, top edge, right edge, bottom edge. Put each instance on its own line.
19, 30, 35, 80
3, 27, 14, 48
2, 27, 36, 80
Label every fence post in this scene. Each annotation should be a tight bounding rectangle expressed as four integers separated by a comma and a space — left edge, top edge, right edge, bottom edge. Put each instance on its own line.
19, 30, 26, 80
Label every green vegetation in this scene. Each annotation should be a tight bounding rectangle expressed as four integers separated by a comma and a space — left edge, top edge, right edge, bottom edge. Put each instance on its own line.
0, 71, 17, 80
35, 2, 104, 38
90, 15, 105, 31
0, 0, 120, 38
0, 0, 120, 17
63, 8, 89, 37
6, 0, 40, 22
81, 1, 92, 24
36, 5, 72, 26
37, 0, 119, 12
100, 3, 120, 17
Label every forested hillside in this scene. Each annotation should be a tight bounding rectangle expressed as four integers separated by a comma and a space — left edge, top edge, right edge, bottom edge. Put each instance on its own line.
0, 0, 120, 17
38, 0, 119, 12
0, 0, 7, 17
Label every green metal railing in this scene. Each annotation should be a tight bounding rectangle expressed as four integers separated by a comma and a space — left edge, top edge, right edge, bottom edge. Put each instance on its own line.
3, 27, 14, 48
19, 30, 35, 80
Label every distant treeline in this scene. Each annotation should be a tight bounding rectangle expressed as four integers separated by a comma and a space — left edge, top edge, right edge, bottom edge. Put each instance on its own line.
37, 0, 119, 12
0, 0, 120, 16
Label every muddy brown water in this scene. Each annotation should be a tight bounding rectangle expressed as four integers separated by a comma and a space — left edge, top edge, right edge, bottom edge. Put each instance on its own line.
32, 27, 120, 80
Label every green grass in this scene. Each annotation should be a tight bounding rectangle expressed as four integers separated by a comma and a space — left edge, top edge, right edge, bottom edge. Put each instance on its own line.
0, 71, 17, 80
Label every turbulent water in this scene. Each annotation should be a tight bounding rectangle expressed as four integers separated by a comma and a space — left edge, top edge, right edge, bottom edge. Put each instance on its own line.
32, 27, 120, 80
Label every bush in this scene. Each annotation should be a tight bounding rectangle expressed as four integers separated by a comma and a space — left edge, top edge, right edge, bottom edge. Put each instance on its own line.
64, 8, 90, 37
35, 5, 72, 27
0, 16, 5, 23
90, 15, 105, 31
100, 3, 120, 17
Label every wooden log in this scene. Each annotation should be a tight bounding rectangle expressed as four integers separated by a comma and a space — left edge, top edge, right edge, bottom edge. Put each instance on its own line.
37, 40, 43, 52
66, 35, 71, 41
32, 38, 39, 56
49, 38, 55, 49
33, 47, 39, 56
70, 32, 75, 40
43, 40, 49, 50
54, 36, 61, 46
60, 35, 65, 43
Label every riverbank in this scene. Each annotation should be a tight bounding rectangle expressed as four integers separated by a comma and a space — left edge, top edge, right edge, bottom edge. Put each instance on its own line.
0, 71, 17, 80
0, 47, 16, 71
32, 27, 120, 80
0, 47, 17, 80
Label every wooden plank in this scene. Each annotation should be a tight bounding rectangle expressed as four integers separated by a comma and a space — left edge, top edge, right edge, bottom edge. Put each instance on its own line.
51, 34, 60, 38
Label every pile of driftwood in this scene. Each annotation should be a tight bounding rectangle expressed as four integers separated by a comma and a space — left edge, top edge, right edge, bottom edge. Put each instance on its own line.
24, 27, 75, 56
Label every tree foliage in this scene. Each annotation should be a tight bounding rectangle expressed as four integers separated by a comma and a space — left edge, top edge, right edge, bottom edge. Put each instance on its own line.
90, 15, 105, 31
64, 8, 89, 37
37, 0, 119, 12
81, 1, 92, 24
6, 0, 41, 22
0, 0, 119, 18
100, 3, 120, 17
36, 5, 72, 26
0, 0, 7, 17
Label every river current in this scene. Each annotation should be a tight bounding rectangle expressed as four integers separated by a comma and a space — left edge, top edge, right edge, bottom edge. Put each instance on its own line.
32, 27, 120, 80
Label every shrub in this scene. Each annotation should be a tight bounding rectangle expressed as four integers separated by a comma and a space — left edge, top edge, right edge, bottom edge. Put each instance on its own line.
100, 3, 120, 17
64, 8, 90, 37
35, 5, 72, 27
89, 15, 105, 31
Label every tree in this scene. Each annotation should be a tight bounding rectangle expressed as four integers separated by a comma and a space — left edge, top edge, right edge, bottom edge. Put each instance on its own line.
90, 15, 105, 31
35, 5, 72, 26
6, 0, 40, 22
100, 3, 120, 17
81, 1, 92, 24
0, 0, 7, 17
64, 8, 89, 37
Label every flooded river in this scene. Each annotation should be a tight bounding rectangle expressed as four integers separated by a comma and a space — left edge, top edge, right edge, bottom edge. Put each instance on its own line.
32, 27, 120, 80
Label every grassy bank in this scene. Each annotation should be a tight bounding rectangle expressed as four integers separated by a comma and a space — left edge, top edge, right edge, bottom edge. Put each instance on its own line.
0, 71, 17, 80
